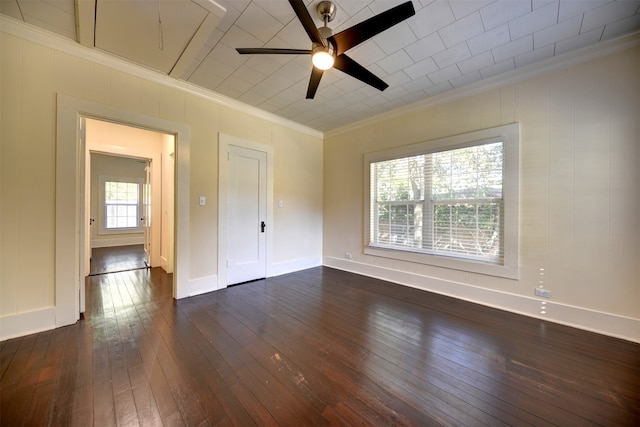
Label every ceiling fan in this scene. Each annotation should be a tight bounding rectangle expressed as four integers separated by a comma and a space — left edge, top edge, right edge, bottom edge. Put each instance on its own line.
236, 0, 416, 99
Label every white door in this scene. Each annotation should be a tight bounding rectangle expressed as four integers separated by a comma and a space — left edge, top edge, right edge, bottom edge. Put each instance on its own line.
142, 161, 152, 267
227, 145, 267, 285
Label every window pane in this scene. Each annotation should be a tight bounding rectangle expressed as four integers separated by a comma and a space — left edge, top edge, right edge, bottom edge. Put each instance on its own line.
432, 202, 502, 258
370, 140, 504, 263
375, 155, 424, 202
104, 181, 140, 229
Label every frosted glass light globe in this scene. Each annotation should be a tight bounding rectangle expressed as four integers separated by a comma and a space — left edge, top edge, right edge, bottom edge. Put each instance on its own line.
312, 50, 334, 70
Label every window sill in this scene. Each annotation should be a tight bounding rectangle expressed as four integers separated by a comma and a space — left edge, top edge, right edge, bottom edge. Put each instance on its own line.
364, 245, 519, 280
98, 228, 144, 236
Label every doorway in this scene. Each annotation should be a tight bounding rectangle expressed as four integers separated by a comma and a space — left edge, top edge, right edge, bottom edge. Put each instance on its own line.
87, 151, 154, 276
83, 119, 174, 282
56, 95, 191, 328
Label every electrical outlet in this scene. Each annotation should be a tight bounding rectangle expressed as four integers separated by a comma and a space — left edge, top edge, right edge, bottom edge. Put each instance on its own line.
345, 253, 352, 259
535, 288, 551, 298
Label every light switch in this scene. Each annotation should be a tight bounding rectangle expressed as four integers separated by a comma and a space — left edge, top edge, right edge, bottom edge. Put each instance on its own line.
199, 196, 206, 206
278, 200, 284, 208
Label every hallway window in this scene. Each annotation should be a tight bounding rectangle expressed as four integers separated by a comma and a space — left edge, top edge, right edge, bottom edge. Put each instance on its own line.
105, 181, 140, 228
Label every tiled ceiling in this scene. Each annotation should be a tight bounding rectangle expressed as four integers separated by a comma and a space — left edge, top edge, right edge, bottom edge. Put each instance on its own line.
2, 0, 639, 132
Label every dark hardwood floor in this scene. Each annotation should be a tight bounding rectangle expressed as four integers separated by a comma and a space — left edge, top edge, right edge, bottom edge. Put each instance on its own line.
1, 267, 638, 426
90, 245, 147, 276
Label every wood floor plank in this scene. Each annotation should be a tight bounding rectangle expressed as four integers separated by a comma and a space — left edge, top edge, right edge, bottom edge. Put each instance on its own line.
217, 284, 433, 426
1, 266, 638, 426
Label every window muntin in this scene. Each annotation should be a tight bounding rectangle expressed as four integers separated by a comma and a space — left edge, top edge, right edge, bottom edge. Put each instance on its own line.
364, 124, 519, 279
105, 181, 140, 229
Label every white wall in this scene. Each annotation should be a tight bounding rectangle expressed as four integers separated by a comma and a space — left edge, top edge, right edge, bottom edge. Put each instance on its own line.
323, 46, 640, 342
0, 22, 323, 340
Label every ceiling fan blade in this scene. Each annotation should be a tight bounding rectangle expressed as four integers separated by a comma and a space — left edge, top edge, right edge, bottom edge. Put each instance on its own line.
289, 0, 325, 46
306, 67, 324, 99
333, 54, 388, 91
236, 48, 312, 55
329, 1, 416, 55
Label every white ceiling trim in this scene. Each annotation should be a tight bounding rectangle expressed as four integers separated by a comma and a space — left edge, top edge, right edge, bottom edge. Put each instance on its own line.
325, 30, 640, 139
0, 15, 323, 139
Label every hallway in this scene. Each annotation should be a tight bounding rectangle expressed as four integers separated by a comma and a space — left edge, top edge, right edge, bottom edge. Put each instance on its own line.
89, 245, 147, 276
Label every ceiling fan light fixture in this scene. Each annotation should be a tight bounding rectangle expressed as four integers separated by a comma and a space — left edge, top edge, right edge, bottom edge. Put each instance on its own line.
311, 43, 335, 71
312, 49, 334, 70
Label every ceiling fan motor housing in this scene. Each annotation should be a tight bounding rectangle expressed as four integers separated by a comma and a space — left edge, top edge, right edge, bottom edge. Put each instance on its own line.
318, 26, 334, 48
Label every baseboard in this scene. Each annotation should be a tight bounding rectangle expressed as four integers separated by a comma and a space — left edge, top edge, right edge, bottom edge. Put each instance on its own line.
270, 256, 323, 277
92, 237, 144, 248
0, 307, 56, 342
186, 274, 219, 297
183, 257, 321, 299
159, 256, 174, 274
323, 256, 640, 343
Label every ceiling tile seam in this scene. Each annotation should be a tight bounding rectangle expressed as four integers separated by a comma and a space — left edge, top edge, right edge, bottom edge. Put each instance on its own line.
209, 1, 257, 79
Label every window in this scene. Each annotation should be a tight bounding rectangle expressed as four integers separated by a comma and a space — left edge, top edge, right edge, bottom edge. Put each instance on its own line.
105, 181, 140, 229
365, 124, 519, 279
98, 175, 144, 235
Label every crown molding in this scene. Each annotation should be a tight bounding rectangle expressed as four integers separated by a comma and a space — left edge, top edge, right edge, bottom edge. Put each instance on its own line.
325, 31, 640, 139
0, 15, 324, 139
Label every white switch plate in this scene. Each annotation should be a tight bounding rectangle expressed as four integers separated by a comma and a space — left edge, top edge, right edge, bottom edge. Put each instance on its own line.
199, 196, 206, 206
278, 200, 283, 208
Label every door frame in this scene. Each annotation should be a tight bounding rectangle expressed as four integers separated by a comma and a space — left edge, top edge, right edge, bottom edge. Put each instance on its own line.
218, 133, 274, 288
56, 94, 191, 328
87, 150, 159, 271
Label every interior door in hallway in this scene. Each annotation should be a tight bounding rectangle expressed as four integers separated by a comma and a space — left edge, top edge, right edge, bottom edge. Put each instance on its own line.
227, 145, 267, 285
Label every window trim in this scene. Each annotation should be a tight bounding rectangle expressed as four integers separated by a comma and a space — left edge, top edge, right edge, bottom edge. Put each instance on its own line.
364, 124, 519, 279
98, 175, 144, 235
